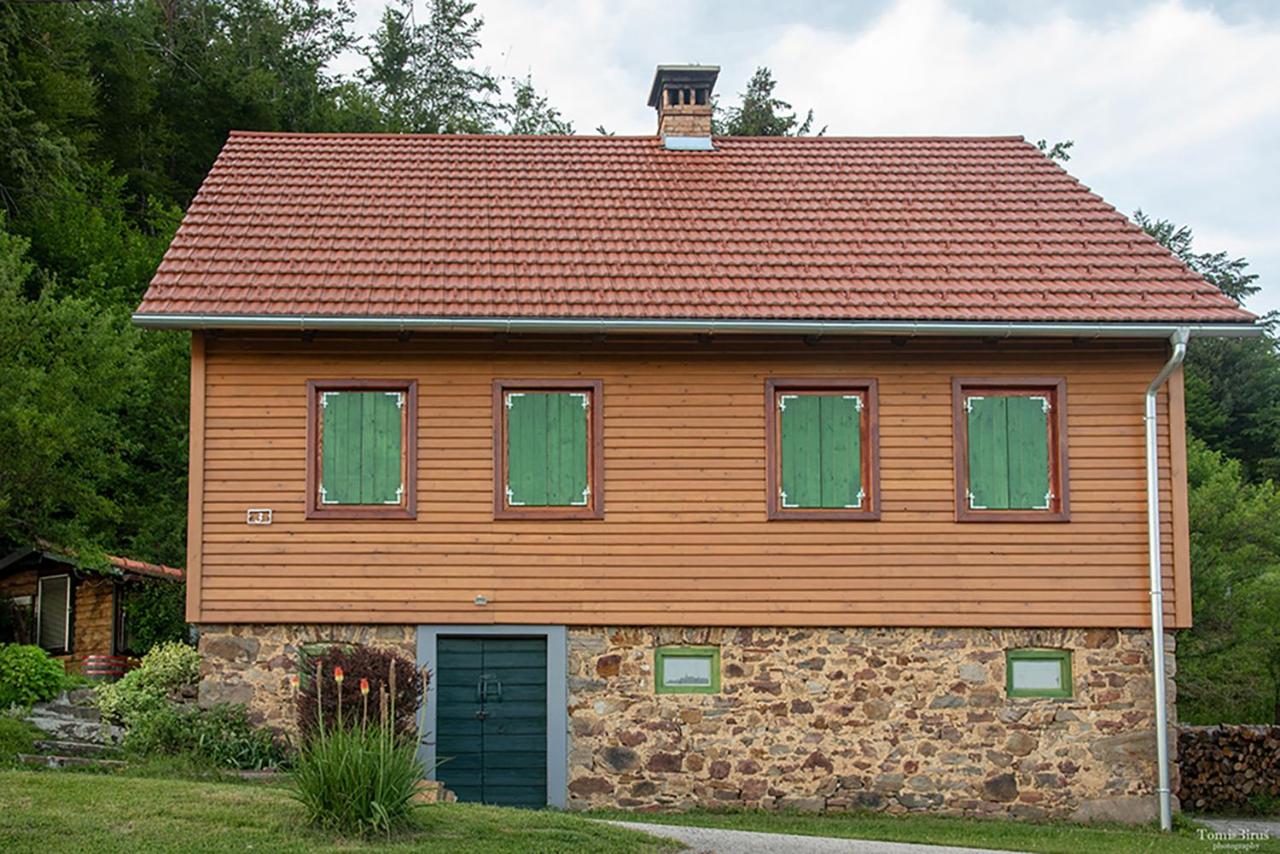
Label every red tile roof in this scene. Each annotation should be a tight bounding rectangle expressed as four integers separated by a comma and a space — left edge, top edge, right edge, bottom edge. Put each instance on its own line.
106, 554, 185, 582
135, 131, 1253, 325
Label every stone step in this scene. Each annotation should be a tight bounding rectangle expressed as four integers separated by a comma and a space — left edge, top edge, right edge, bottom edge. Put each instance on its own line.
18, 754, 127, 771
27, 714, 123, 745
31, 702, 100, 721
33, 739, 121, 758
65, 688, 98, 706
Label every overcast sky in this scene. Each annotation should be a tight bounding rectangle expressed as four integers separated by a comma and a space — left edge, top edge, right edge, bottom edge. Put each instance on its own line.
337, 0, 1280, 317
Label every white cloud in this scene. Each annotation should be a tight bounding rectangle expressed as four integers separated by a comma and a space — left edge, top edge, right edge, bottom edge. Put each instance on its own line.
339, 0, 1280, 314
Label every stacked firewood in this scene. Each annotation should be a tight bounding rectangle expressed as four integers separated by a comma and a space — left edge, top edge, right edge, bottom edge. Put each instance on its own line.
1177, 725, 1280, 813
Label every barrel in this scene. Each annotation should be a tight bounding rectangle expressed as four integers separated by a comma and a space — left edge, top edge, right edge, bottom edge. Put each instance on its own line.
83, 654, 132, 681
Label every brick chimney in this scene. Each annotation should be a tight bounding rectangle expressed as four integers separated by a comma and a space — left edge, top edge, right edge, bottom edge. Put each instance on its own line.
648, 65, 719, 149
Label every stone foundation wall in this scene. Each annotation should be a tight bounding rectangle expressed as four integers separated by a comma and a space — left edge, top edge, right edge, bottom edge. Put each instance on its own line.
567, 627, 1175, 823
196, 624, 414, 731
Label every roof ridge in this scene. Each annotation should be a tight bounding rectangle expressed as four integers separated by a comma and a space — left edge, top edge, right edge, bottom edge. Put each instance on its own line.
225, 130, 1030, 143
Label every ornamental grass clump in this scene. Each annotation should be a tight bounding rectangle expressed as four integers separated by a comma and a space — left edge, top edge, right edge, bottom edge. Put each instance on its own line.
289, 657, 426, 837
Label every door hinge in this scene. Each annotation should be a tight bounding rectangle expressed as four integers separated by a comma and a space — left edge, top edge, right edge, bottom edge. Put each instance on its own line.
967, 488, 987, 510
1031, 395, 1051, 413
505, 392, 524, 410
571, 485, 590, 506
964, 396, 983, 413
846, 488, 865, 509
571, 392, 589, 410
780, 488, 798, 508
387, 391, 405, 408
384, 484, 404, 504
843, 395, 863, 412
505, 485, 524, 506
779, 394, 797, 412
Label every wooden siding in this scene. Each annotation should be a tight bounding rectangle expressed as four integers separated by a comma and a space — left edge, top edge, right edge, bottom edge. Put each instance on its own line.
0, 566, 117, 667
193, 333, 1190, 629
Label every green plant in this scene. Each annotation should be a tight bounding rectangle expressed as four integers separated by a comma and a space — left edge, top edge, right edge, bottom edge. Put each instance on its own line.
119, 580, 188, 653
295, 644, 424, 740
124, 703, 288, 771
290, 658, 425, 836
95, 640, 199, 726
0, 717, 41, 766
0, 644, 67, 709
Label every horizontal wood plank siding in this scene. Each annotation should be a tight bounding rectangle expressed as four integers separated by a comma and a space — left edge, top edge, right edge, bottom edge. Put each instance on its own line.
194, 334, 1188, 628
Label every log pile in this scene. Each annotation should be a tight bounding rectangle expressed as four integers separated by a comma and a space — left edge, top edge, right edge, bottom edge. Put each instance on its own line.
1177, 725, 1280, 813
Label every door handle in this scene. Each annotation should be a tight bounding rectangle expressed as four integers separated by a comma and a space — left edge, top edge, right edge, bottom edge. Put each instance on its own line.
476, 675, 503, 703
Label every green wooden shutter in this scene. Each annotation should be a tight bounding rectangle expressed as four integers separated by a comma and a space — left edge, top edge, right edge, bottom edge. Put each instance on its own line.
966, 393, 1051, 511
780, 393, 863, 509
966, 395, 1010, 510
506, 392, 589, 507
1006, 395, 1051, 509
361, 392, 404, 504
320, 390, 404, 505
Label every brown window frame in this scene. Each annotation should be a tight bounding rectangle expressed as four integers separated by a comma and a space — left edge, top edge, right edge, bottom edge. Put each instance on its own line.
492, 379, 604, 521
765, 378, 881, 521
305, 379, 418, 520
952, 377, 1070, 523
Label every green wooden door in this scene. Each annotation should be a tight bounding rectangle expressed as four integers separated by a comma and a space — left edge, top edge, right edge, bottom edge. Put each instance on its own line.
436, 637, 548, 808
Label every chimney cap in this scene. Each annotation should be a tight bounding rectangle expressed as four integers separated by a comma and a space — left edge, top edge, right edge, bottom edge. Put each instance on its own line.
648, 64, 720, 108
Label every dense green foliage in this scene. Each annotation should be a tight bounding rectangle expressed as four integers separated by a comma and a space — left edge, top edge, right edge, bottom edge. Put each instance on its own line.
0, 717, 41, 766
716, 66, 822, 136
0, 644, 67, 709
291, 661, 424, 836
120, 580, 189, 652
96, 640, 200, 726
124, 702, 288, 770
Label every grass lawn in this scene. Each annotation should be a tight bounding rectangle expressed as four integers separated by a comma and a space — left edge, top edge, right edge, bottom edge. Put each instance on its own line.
0, 769, 674, 854
594, 807, 1280, 854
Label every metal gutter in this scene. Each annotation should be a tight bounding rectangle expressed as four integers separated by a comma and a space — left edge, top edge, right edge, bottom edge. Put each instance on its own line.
1145, 327, 1189, 832
130, 313, 1264, 339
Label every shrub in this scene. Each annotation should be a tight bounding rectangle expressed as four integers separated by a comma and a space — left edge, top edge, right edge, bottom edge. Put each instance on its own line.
291, 657, 425, 836
119, 579, 188, 653
0, 716, 41, 766
295, 645, 424, 740
96, 640, 199, 726
124, 702, 288, 770
0, 643, 66, 709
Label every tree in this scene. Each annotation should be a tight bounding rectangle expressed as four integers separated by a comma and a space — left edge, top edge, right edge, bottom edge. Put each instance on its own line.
1035, 139, 1074, 162
361, 0, 500, 133
1136, 211, 1280, 481
503, 75, 572, 135
716, 67, 823, 137
1178, 439, 1280, 724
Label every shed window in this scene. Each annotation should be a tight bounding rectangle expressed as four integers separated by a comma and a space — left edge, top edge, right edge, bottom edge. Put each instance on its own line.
655, 646, 720, 694
37, 574, 71, 654
766, 380, 879, 520
1006, 649, 1073, 698
494, 381, 603, 519
954, 380, 1068, 521
306, 381, 417, 519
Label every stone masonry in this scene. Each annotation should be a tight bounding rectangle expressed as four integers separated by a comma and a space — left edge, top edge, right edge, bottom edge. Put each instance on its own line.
197, 622, 1175, 823
197, 623, 414, 731
567, 627, 1175, 823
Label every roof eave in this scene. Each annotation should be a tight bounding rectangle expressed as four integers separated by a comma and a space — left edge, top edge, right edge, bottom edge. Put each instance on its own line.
131, 313, 1264, 340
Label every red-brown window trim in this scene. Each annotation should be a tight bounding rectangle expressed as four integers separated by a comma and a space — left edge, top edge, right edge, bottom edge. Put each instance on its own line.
952, 377, 1070, 523
765, 378, 881, 521
305, 379, 418, 520
492, 379, 604, 521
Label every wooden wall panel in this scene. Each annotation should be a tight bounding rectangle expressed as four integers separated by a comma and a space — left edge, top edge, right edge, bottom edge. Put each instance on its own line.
194, 333, 1190, 629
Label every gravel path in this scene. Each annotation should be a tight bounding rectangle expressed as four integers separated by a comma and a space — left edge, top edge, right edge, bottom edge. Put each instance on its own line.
603, 820, 1023, 854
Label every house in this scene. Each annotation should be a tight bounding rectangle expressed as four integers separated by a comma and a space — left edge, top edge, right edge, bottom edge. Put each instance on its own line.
0, 546, 184, 670
132, 64, 1259, 823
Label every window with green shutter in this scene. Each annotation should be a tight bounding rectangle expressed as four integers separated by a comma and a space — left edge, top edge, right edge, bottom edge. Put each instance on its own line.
307, 381, 417, 519
766, 380, 879, 520
954, 380, 1068, 521
495, 381, 603, 519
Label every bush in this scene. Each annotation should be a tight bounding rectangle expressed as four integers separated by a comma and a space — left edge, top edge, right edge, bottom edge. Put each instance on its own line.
290, 659, 424, 836
119, 580, 188, 653
124, 703, 288, 771
296, 645, 424, 740
0, 716, 41, 765
0, 643, 66, 709
96, 640, 199, 726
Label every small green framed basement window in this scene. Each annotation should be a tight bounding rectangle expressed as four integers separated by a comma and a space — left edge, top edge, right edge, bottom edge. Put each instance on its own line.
1006, 649, 1073, 698
306, 380, 417, 519
655, 646, 720, 694
954, 379, 1069, 522
765, 379, 880, 520
493, 380, 603, 520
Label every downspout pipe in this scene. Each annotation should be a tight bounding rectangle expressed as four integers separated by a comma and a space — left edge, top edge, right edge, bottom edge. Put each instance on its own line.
1146, 326, 1189, 832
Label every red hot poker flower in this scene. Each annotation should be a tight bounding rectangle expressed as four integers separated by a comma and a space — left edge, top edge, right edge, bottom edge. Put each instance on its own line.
333, 666, 345, 684
359, 678, 370, 696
